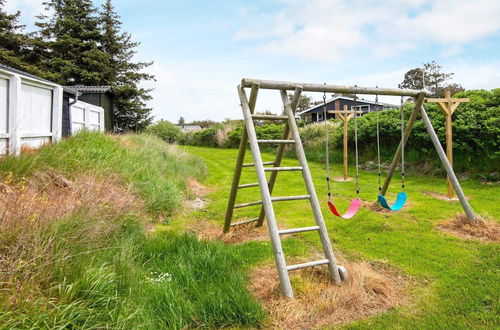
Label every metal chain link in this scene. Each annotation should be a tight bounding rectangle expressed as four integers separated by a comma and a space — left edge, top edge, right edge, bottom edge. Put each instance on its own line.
375, 94, 382, 192
400, 96, 405, 191
353, 90, 360, 196
323, 86, 332, 201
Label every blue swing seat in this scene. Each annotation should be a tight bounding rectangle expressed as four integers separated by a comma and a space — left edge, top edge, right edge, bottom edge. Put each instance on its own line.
378, 191, 407, 211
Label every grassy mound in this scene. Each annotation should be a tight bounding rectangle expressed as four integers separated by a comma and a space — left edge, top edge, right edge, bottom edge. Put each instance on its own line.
0, 132, 265, 328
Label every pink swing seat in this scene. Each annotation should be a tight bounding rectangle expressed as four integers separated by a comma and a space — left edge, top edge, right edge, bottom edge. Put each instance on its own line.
327, 198, 362, 219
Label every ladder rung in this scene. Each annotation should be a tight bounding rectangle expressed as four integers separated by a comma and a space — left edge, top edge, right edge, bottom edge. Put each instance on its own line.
287, 259, 329, 271
264, 167, 303, 172
234, 200, 263, 209
242, 161, 274, 167
256, 139, 295, 144
238, 183, 260, 189
271, 195, 310, 202
278, 226, 319, 235
251, 114, 289, 120
230, 218, 259, 227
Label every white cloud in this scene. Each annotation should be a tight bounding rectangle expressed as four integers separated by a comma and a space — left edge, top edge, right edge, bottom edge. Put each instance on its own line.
236, 0, 500, 62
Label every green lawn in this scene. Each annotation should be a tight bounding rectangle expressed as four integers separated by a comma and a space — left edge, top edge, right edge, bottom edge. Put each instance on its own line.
179, 146, 499, 329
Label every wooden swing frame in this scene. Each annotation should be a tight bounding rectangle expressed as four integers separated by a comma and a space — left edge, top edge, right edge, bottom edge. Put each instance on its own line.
227, 78, 477, 224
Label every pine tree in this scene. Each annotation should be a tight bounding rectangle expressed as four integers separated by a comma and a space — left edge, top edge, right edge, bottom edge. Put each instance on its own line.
35, 0, 111, 85
0, 0, 51, 77
100, 0, 154, 131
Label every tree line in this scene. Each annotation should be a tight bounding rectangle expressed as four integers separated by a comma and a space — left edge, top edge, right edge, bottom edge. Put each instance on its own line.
0, 0, 154, 131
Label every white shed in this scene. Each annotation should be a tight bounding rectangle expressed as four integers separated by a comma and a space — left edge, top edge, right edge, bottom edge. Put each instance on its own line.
0, 64, 63, 155
0, 64, 106, 155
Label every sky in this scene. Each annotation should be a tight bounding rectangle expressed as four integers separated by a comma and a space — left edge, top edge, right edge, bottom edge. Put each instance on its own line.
8, 0, 500, 123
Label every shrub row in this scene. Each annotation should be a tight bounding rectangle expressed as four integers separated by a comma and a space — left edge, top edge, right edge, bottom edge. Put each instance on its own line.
148, 89, 499, 172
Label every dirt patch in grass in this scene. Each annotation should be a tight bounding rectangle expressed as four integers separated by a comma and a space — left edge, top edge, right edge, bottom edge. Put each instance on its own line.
250, 259, 409, 329
422, 191, 470, 201
363, 199, 413, 214
113, 135, 138, 150
331, 177, 353, 182
189, 220, 271, 244
184, 178, 210, 210
437, 214, 500, 243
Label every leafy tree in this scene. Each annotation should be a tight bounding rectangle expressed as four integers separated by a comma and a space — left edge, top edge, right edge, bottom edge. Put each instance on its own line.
399, 61, 464, 97
288, 94, 312, 112
178, 116, 185, 127
35, 0, 111, 85
100, 0, 154, 131
147, 120, 182, 143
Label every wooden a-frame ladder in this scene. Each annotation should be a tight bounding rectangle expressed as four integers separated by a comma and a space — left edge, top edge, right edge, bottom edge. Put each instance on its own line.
223, 83, 346, 298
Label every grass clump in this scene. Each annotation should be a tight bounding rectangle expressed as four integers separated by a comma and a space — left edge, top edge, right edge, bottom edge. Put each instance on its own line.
0, 131, 206, 215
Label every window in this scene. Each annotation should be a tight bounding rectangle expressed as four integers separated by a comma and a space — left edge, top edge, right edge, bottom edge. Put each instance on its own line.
351, 105, 369, 117
317, 112, 324, 121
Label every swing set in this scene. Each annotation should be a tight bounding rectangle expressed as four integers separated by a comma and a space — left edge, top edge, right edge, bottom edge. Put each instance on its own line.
224, 78, 477, 299
323, 91, 408, 218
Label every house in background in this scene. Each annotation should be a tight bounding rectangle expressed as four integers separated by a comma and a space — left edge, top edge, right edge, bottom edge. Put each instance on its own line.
297, 94, 396, 123
177, 124, 202, 132
67, 85, 114, 131
0, 64, 105, 155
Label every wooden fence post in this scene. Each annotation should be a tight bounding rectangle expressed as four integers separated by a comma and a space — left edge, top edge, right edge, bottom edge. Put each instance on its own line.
426, 90, 469, 199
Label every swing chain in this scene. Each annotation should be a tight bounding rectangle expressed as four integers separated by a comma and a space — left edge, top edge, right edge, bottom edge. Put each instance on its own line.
375, 94, 382, 192
353, 90, 360, 196
323, 86, 332, 200
400, 96, 405, 191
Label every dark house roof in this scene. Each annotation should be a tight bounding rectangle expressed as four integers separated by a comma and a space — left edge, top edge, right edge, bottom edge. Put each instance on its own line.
67, 85, 113, 93
297, 95, 397, 116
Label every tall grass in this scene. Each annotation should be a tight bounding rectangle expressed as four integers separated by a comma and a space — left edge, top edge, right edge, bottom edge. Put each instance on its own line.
0, 132, 265, 329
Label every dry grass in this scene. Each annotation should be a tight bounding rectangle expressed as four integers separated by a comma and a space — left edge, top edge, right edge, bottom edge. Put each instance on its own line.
331, 176, 353, 182
437, 214, 500, 243
0, 171, 144, 303
184, 178, 273, 244
250, 259, 409, 329
215, 122, 236, 146
422, 191, 470, 201
363, 199, 414, 214
189, 220, 271, 244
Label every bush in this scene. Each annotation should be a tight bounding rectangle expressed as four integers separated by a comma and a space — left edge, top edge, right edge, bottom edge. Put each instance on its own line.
301, 89, 500, 172
146, 120, 182, 143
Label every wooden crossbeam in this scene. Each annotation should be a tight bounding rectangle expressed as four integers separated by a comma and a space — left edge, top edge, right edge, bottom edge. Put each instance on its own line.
425, 90, 470, 198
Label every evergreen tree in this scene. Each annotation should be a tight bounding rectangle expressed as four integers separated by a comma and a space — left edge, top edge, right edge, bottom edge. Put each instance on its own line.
35, 0, 111, 85
100, 0, 154, 131
0, 0, 51, 78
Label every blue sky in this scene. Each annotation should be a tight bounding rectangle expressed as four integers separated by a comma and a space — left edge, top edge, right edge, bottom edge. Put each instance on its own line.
9, 0, 500, 122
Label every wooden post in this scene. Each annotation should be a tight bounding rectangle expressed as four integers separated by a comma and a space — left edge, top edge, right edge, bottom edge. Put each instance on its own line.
426, 90, 469, 199
420, 104, 476, 222
328, 106, 361, 180
223, 84, 259, 233
381, 93, 426, 196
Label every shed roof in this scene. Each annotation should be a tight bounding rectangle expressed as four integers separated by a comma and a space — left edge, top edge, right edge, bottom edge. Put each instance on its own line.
68, 85, 113, 93
0, 63, 59, 86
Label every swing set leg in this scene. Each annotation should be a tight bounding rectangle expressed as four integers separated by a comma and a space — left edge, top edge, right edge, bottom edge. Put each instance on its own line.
380, 92, 477, 223
381, 93, 425, 195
